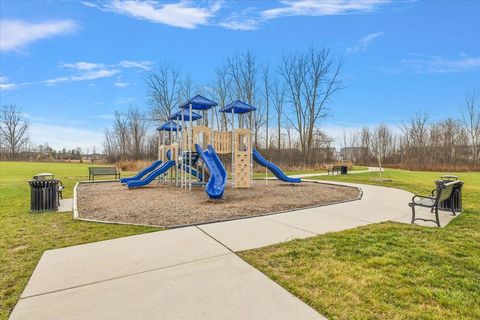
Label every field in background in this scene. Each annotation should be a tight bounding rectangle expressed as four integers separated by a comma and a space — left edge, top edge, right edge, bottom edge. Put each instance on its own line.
241, 169, 480, 319
0, 162, 159, 320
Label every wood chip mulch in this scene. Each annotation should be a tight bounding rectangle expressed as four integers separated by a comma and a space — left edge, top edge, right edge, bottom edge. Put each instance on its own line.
77, 180, 359, 227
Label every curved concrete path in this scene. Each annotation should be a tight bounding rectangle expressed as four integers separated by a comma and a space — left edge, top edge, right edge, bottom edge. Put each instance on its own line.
10, 179, 457, 320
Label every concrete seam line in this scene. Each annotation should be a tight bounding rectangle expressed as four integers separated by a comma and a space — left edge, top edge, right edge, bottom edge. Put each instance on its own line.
262, 217, 318, 235
20, 252, 232, 300
195, 226, 234, 253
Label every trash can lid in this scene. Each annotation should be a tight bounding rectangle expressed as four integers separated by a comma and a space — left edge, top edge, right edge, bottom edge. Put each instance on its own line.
441, 175, 458, 181
33, 173, 55, 180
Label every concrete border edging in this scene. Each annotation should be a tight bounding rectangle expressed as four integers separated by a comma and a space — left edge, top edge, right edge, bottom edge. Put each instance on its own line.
72, 180, 363, 229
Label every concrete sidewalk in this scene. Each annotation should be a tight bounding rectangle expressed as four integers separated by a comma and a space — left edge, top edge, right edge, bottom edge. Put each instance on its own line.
10, 180, 458, 319
11, 227, 324, 320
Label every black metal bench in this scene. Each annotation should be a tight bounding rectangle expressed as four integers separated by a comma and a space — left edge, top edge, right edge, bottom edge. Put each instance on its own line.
328, 165, 347, 176
88, 167, 120, 181
409, 180, 461, 227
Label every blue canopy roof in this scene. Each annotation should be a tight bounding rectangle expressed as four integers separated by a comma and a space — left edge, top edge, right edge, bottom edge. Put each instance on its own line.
219, 100, 256, 114
156, 120, 182, 132
180, 95, 218, 110
168, 109, 202, 121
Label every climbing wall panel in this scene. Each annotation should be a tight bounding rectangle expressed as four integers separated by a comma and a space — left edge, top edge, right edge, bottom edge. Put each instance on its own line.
234, 151, 251, 188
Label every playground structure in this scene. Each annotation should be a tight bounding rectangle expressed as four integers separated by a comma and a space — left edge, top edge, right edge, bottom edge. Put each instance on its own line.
121, 95, 300, 199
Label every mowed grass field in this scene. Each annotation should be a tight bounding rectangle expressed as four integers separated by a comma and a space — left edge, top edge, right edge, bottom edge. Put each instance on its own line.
2, 162, 479, 319
0, 161, 159, 320
240, 169, 480, 319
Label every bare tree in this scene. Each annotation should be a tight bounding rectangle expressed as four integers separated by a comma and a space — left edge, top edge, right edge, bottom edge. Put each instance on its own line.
227, 50, 257, 105
178, 75, 195, 104
279, 46, 342, 163
225, 50, 264, 146
146, 64, 181, 122
262, 65, 272, 153
212, 63, 232, 130
462, 91, 480, 168
272, 82, 285, 150
370, 124, 393, 177
400, 112, 429, 168
127, 107, 147, 160
0, 105, 29, 159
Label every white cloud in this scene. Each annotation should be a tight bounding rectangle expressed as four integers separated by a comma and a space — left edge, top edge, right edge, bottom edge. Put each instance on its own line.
91, 0, 222, 29
71, 69, 120, 81
0, 19, 76, 52
118, 60, 153, 70
0, 83, 17, 90
80, 1, 99, 8
42, 70, 119, 85
114, 81, 130, 88
116, 97, 136, 104
402, 54, 480, 73
62, 62, 104, 70
347, 31, 384, 54
0, 76, 18, 90
40, 59, 152, 86
261, 0, 389, 19
219, 18, 261, 31
219, 0, 389, 31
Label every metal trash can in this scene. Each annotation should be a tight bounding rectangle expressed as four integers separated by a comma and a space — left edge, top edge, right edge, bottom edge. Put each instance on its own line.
435, 175, 463, 213
28, 173, 59, 211
341, 165, 348, 175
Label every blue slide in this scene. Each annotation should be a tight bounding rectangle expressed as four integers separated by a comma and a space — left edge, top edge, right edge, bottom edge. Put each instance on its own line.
252, 149, 301, 183
180, 164, 204, 181
126, 160, 176, 188
120, 160, 162, 184
167, 149, 204, 181
195, 144, 227, 199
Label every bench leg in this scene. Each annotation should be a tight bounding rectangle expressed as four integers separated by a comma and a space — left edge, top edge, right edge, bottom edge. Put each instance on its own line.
411, 205, 416, 224
451, 195, 457, 216
435, 207, 441, 227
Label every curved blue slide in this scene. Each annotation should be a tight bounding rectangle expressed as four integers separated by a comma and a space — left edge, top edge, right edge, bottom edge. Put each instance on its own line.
126, 160, 176, 188
195, 144, 227, 199
168, 149, 204, 181
252, 149, 301, 183
120, 160, 162, 184
165, 149, 204, 181
180, 164, 203, 181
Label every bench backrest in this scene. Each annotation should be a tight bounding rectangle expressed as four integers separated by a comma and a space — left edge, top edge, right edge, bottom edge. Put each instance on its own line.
436, 181, 459, 202
89, 167, 118, 175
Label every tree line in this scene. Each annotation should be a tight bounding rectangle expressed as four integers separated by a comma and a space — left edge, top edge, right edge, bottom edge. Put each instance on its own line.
341, 91, 480, 171
0, 105, 95, 162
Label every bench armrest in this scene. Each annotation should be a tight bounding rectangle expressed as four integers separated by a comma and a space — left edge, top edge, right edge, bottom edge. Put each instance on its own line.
411, 194, 435, 205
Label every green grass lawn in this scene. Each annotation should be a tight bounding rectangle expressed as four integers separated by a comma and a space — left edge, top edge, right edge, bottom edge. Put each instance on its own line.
240, 168, 480, 319
252, 166, 369, 179
3, 163, 479, 319
0, 161, 159, 320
